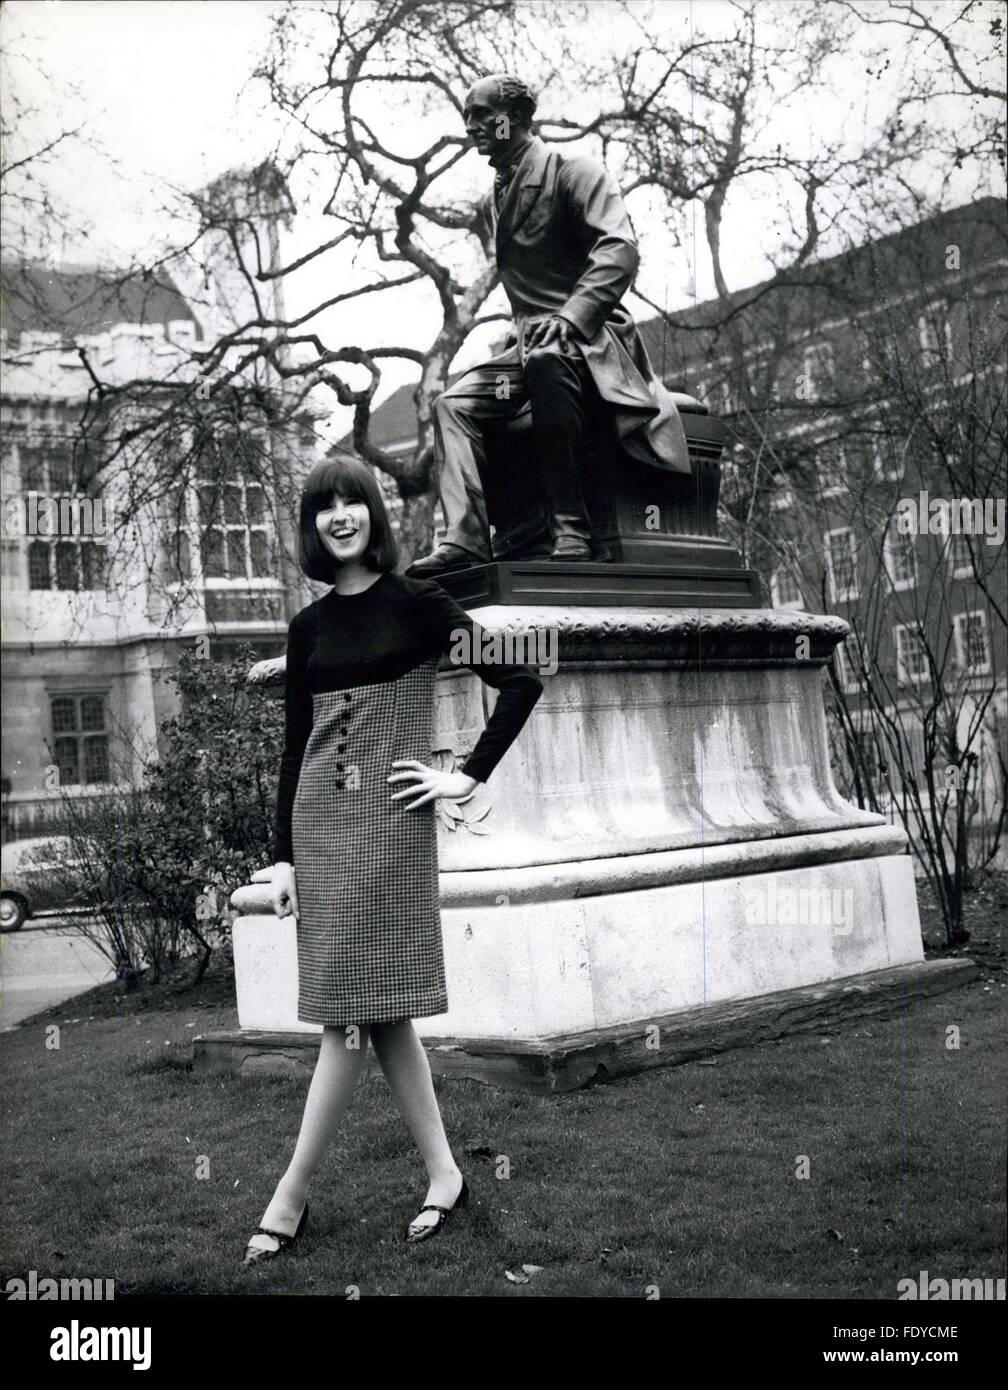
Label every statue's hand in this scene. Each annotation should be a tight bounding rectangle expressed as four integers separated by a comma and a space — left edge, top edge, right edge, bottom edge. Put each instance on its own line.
248, 655, 287, 685
523, 315, 581, 355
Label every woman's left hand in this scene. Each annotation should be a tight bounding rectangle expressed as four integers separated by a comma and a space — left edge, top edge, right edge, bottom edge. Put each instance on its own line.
387, 760, 479, 811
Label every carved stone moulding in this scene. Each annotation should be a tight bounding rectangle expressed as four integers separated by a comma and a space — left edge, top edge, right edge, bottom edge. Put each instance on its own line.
443, 604, 851, 668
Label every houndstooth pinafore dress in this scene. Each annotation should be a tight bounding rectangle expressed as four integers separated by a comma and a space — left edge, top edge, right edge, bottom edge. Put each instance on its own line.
292, 656, 443, 1024
273, 572, 543, 1028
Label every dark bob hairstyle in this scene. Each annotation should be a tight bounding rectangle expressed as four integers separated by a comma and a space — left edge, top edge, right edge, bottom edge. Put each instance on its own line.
297, 452, 399, 582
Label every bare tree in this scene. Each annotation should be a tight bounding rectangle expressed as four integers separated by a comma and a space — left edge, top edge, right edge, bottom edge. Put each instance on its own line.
24, 0, 565, 585
843, 0, 1006, 191
7, 0, 1002, 602
734, 202, 1007, 942
54, 0, 789, 577
0, 1, 118, 259
607, 0, 1006, 939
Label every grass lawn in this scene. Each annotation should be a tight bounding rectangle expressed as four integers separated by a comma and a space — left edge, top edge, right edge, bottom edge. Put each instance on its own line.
1, 877, 1005, 1298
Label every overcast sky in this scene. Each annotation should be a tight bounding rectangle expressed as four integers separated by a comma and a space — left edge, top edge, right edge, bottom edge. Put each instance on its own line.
3, 0, 1003, 441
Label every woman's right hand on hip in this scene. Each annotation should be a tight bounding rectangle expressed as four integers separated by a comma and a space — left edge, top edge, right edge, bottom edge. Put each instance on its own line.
271, 862, 299, 921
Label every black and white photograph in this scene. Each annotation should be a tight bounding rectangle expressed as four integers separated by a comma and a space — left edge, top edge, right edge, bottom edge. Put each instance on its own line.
1, 0, 1005, 1351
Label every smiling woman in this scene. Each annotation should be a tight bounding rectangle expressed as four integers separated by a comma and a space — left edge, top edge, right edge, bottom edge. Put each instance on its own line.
244, 451, 543, 1264
296, 455, 398, 591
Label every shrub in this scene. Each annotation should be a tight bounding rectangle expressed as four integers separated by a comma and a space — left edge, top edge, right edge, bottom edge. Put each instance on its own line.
56, 643, 282, 987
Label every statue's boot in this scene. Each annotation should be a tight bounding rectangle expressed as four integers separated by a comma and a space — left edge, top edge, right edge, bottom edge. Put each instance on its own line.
543, 477, 605, 562
492, 522, 552, 561
405, 542, 490, 578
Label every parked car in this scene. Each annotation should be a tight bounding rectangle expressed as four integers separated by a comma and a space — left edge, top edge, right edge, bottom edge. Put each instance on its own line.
0, 836, 88, 931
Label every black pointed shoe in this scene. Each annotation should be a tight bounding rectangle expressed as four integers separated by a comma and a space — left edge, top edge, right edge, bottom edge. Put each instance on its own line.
404, 1177, 469, 1244
242, 1201, 309, 1267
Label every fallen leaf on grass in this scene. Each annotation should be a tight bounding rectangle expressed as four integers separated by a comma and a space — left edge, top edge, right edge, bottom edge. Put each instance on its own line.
522, 1264, 544, 1276
826, 1228, 844, 1243
505, 1269, 530, 1284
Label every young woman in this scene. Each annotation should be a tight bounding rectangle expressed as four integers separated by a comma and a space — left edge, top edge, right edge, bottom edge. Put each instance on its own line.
243, 454, 543, 1264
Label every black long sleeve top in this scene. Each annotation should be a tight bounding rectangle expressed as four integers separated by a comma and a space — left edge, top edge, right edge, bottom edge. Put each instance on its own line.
273, 572, 545, 864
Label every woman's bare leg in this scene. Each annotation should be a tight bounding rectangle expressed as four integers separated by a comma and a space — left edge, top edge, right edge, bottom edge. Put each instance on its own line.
246, 1024, 370, 1253
369, 1019, 464, 1234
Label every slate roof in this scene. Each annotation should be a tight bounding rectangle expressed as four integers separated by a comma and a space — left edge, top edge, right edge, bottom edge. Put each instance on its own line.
0, 264, 201, 346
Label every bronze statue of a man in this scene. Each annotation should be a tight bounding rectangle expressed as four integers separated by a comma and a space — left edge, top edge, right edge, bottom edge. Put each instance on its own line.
407, 73, 691, 577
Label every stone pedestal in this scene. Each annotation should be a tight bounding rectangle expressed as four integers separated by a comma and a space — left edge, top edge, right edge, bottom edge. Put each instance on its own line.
197, 606, 960, 1090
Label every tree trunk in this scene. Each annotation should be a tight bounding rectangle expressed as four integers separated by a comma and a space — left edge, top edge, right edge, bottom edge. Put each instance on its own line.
397, 488, 436, 567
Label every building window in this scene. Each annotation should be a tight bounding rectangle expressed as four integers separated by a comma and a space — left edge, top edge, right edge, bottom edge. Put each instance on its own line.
29, 540, 52, 589
49, 693, 110, 786
833, 642, 869, 694
872, 437, 905, 483
770, 565, 804, 610
28, 536, 108, 591
1, 538, 21, 587
20, 441, 108, 591
20, 442, 74, 493
883, 529, 917, 591
944, 533, 974, 580
825, 527, 859, 602
802, 343, 835, 402
850, 728, 886, 791
818, 446, 847, 499
894, 624, 929, 685
917, 306, 952, 368
197, 468, 272, 581
770, 482, 795, 512
953, 610, 992, 676
695, 377, 731, 415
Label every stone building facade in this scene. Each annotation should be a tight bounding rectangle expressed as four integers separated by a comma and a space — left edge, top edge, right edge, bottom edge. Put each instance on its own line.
1, 252, 317, 837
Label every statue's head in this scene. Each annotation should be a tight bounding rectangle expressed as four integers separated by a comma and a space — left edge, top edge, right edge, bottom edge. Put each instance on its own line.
463, 73, 537, 159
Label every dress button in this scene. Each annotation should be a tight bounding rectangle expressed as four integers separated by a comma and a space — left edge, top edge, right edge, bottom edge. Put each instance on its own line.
342, 692, 352, 702
337, 742, 346, 752
336, 762, 345, 772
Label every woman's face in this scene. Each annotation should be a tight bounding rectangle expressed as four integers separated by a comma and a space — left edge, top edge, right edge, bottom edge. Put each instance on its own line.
316, 490, 371, 566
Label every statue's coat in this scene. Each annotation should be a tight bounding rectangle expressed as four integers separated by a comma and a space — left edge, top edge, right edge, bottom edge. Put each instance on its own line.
475, 135, 691, 474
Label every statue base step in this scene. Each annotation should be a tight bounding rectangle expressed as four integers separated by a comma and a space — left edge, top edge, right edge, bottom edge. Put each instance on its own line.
228, 831, 929, 1043
435, 558, 761, 608
193, 959, 975, 1093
